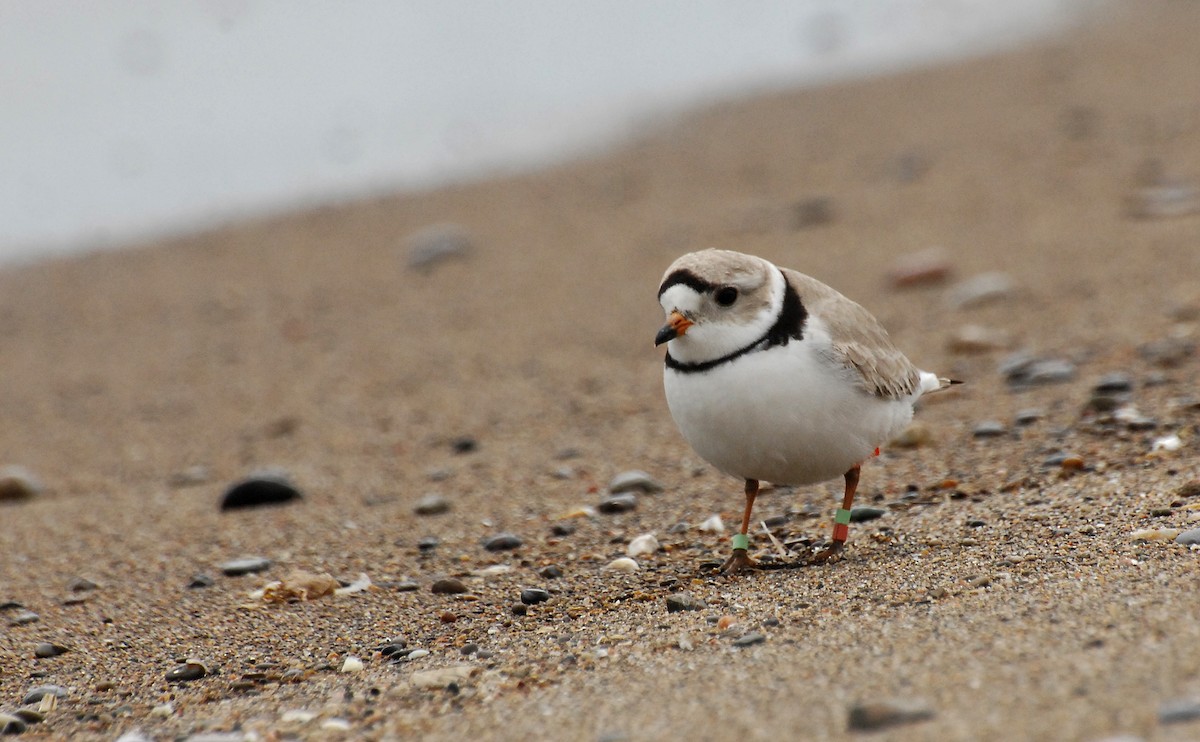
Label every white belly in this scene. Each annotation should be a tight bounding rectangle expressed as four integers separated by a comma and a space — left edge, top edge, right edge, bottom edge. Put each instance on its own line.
663, 343, 915, 485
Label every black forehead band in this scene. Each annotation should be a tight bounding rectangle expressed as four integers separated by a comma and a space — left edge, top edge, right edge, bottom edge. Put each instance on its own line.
657, 269, 717, 299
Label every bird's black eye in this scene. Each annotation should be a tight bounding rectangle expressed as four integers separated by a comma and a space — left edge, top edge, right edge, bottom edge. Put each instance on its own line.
714, 286, 739, 307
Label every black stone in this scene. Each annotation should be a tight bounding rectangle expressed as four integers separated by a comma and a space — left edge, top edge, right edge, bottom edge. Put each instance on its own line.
520, 588, 551, 605
482, 533, 523, 551
220, 472, 301, 511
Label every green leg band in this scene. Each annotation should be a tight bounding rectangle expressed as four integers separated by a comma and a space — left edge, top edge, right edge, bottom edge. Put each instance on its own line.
835, 508, 853, 525
731, 533, 750, 551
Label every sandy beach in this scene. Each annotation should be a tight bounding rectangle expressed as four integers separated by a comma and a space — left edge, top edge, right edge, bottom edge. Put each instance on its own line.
3, 2, 1200, 739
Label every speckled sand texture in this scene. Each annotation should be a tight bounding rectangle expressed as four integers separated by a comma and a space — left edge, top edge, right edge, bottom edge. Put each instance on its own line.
2, 3, 1200, 740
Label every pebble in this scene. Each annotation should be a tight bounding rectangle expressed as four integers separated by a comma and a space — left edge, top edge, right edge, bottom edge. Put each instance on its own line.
1126, 182, 1200, 219
406, 222, 474, 272
482, 533, 523, 551
1160, 699, 1200, 726
1001, 354, 1077, 387
431, 578, 468, 595
849, 507, 887, 523
417, 536, 440, 552
1130, 528, 1180, 542
1094, 372, 1134, 394
0, 465, 43, 502
598, 493, 637, 513
1174, 528, 1200, 546
413, 494, 451, 516
0, 714, 27, 736
219, 557, 272, 576
888, 248, 951, 288
340, 656, 363, 673
22, 685, 68, 705
187, 573, 215, 589
847, 700, 936, 731
946, 324, 1011, 354
972, 420, 1008, 438
608, 470, 663, 495
732, 632, 766, 647
698, 515, 725, 534
165, 659, 209, 683
34, 642, 68, 658
603, 557, 639, 573
520, 588, 551, 605
1014, 408, 1044, 426
665, 593, 704, 613
219, 469, 301, 511
8, 610, 39, 626
947, 272, 1014, 309
626, 533, 659, 557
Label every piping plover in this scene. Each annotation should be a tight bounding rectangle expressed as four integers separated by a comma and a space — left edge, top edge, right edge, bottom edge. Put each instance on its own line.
655, 249, 957, 572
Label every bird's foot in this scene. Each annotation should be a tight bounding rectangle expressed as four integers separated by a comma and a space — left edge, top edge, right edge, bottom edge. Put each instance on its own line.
718, 548, 757, 574
809, 541, 845, 565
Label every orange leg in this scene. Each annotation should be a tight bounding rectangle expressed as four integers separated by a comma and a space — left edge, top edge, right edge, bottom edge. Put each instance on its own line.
812, 464, 859, 563
719, 478, 759, 573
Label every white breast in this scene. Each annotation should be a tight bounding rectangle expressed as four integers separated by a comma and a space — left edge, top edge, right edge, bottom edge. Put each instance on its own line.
663, 330, 916, 485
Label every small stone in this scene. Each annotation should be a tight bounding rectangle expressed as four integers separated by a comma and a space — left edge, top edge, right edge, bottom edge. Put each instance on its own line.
8, 610, 39, 626
67, 577, 98, 592
849, 507, 886, 523
0, 465, 43, 502
482, 533, 522, 551
598, 493, 637, 513
340, 656, 363, 673
1094, 372, 1134, 394
220, 470, 301, 511
608, 470, 663, 495
972, 420, 1008, 438
406, 223, 474, 272
444, 437, 477, 456
890, 421, 933, 448
626, 533, 659, 557
219, 557, 272, 576
848, 700, 936, 731
413, 494, 451, 516
665, 593, 704, 613
888, 248, 951, 288
519, 588, 550, 605
34, 642, 68, 658
698, 515, 725, 534
947, 272, 1014, 309
417, 536, 440, 552
1131, 528, 1181, 542
1126, 182, 1200, 219
732, 632, 766, 647
538, 565, 563, 579
946, 324, 1011, 354
165, 659, 209, 683
1014, 408, 1044, 426
0, 714, 27, 736
187, 573, 215, 588
603, 557, 639, 573
1174, 528, 1200, 546
431, 578, 468, 595
1159, 699, 1200, 724
21, 685, 68, 705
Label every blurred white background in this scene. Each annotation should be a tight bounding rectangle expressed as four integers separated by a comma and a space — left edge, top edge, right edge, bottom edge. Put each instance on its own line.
0, 1, 1091, 262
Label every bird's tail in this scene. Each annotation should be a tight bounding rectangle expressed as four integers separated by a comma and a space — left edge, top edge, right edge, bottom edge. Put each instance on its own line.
919, 371, 963, 395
